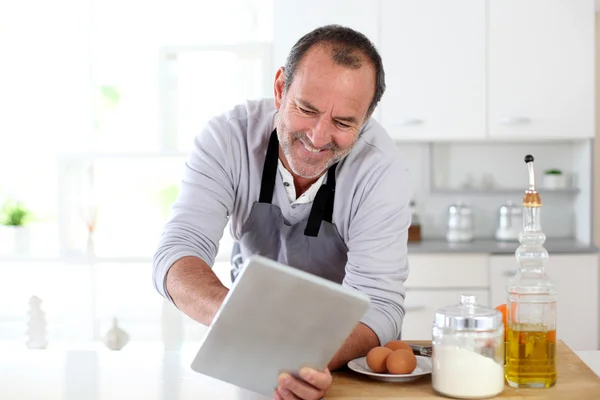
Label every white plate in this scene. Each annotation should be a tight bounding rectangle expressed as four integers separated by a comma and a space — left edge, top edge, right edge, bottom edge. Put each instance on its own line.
347, 355, 432, 382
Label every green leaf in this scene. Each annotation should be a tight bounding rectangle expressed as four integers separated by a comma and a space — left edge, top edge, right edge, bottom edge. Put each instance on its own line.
544, 169, 562, 175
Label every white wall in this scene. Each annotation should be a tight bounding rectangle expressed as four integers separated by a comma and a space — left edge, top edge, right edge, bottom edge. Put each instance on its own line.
394, 140, 591, 240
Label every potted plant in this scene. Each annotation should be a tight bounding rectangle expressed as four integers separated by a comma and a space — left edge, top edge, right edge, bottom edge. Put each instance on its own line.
542, 168, 567, 190
0, 200, 31, 254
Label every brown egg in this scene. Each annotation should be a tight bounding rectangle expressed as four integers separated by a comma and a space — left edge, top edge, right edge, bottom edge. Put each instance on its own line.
366, 346, 393, 373
384, 340, 411, 352
386, 349, 417, 375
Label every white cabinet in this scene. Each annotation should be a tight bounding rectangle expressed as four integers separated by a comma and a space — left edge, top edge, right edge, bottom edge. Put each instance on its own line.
272, 0, 380, 72
488, 0, 595, 140
489, 254, 599, 350
405, 254, 489, 289
379, 0, 486, 141
402, 254, 489, 340
402, 252, 599, 348
272, 0, 595, 142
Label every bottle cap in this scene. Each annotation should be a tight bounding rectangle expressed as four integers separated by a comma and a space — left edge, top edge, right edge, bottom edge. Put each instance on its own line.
523, 154, 542, 207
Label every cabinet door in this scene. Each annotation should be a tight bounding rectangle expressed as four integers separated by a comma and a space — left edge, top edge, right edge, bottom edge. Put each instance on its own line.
488, 0, 595, 140
489, 254, 599, 350
272, 0, 380, 72
402, 289, 489, 341
405, 254, 489, 289
379, 0, 486, 141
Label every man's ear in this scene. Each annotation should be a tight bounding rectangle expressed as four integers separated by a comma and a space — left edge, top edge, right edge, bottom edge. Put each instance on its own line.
274, 67, 285, 110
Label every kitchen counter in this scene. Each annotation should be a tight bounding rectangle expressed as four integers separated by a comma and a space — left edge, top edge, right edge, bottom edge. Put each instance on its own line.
328, 341, 600, 399
0, 341, 598, 399
408, 238, 598, 254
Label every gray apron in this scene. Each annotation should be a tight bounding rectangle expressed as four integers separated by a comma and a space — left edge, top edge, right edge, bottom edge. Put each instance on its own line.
230, 129, 348, 283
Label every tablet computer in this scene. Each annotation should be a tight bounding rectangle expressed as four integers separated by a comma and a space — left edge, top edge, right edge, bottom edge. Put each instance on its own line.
190, 254, 371, 397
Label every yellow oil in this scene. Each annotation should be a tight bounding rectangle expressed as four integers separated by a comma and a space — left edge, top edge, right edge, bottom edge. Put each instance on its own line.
505, 325, 557, 388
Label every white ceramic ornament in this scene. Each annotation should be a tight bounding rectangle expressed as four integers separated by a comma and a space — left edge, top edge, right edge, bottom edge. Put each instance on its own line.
103, 317, 129, 351
26, 296, 48, 349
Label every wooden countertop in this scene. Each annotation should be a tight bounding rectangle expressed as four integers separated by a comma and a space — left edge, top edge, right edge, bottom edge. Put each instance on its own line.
0, 340, 597, 399
327, 340, 600, 399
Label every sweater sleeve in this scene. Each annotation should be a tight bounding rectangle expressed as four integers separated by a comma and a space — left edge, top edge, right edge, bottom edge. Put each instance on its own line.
152, 116, 236, 303
342, 159, 412, 345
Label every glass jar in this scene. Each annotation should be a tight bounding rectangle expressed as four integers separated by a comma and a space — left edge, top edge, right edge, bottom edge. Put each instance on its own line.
446, 203, 474, 243
432, 294, 505, 399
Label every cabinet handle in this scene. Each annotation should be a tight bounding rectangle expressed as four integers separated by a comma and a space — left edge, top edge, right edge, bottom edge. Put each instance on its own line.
405, 305, 426, 312
499, 116, 531, 126
395, 118, 423, 126
502, 271, 517, 278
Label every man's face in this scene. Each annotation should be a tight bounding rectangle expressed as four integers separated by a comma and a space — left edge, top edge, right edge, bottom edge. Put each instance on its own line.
274, 45, 375, 180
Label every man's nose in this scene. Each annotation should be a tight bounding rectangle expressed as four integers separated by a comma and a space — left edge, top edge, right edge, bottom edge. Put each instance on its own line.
307, 118, 332, 149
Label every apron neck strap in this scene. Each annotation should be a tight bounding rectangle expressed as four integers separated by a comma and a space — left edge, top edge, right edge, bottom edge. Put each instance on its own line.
258, 129, 280, 204
258, 128, 339, 237
304, 162, 338, 237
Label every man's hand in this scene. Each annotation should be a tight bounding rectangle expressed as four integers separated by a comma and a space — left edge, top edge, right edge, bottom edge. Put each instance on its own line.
273, 368, 332, 400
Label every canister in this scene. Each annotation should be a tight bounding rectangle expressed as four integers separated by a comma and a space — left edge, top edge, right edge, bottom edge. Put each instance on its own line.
431, 294, 505, 399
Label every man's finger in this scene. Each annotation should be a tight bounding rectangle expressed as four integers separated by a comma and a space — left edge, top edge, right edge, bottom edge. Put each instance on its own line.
277, 386, 302, 400
299, 367, 332, 390
278, 373, 322, 400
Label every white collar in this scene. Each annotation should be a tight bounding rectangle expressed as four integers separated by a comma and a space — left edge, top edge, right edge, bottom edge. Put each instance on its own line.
277, 160, 327, 205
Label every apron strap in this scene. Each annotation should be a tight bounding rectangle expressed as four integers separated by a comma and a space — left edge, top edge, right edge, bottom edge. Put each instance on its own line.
304, 163, 338, 237
258, 128, 338, 236
258, 129, 280, 203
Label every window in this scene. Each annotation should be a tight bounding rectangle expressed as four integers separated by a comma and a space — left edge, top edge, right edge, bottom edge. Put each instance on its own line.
161, 45, 272, 152
0, 0, 274, 345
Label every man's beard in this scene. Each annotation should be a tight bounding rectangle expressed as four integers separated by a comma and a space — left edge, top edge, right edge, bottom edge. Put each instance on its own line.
277, 118, 355, 179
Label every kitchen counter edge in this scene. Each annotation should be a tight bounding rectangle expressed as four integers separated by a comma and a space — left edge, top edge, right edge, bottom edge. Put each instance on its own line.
407, 239, 598, 254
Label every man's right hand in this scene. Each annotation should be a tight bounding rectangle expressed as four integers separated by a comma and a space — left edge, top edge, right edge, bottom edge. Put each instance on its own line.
274, 367, 332, 400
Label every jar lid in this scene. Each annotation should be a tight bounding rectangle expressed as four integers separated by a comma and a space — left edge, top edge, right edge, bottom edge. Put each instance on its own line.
499, 201, 523, 215
433, 295, 502, 331
448, 204, 472, 215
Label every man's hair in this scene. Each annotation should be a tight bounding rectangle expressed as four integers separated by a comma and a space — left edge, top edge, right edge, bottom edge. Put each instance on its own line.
283, 24, 386, 119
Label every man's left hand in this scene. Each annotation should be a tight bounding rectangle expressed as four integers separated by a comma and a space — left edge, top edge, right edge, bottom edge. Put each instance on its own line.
273, 367, 332, 400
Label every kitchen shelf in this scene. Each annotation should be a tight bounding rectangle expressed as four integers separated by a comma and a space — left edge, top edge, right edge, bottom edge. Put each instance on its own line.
430, 188, 580, 195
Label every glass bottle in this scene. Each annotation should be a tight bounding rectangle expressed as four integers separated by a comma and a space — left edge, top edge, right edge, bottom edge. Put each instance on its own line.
505, 155, 558, 388
408, 200, 422, 242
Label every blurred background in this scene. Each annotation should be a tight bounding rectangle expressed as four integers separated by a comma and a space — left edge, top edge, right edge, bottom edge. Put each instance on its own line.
0, 0, 274, 349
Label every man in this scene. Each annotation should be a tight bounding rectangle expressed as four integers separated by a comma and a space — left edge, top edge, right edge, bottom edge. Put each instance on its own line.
153, 25, 411, 400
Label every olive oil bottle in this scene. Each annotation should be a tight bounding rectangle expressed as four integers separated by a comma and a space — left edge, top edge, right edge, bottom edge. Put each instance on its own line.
505, 326, 557, 387
505, 155, 557, 389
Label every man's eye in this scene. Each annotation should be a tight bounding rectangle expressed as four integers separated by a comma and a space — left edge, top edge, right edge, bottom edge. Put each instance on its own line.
336, 121, 351, 129
299, 107, 315, 115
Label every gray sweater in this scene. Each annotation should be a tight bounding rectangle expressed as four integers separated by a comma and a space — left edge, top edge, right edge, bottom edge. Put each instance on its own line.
153, 98, 412, 344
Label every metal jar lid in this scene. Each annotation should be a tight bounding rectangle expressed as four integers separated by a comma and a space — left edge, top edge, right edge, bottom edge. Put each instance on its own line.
434, 294, 502, 331
448, 203, 472, 216
499, 200, 523, 216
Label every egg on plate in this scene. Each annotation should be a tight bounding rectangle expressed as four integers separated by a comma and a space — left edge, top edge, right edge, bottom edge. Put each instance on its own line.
366, 340, 417, 375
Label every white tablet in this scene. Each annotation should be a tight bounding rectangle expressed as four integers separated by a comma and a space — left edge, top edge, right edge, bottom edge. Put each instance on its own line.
190, 254, 371, 397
